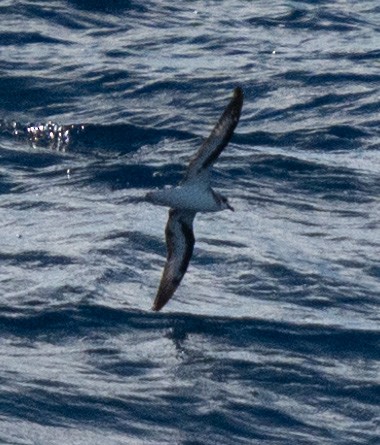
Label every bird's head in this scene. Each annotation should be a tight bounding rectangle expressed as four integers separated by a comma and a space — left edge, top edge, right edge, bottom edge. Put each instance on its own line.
219, 194, 234, 212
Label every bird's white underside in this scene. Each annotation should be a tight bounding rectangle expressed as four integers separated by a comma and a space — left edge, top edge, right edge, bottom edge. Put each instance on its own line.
147, 183, 221, 213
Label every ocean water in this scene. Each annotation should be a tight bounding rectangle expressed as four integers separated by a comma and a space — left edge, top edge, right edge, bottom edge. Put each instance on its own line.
0, 1, 379, 444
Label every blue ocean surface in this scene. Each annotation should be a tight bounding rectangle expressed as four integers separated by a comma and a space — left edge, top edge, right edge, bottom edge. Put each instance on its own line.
0, 1, 379, 444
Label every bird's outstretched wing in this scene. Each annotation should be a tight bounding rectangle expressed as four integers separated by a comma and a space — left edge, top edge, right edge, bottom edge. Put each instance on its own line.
184, 87, 244, 182
152, 209, 196, 311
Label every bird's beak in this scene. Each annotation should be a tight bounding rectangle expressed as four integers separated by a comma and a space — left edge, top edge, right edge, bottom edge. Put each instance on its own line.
227, 203, 234, 212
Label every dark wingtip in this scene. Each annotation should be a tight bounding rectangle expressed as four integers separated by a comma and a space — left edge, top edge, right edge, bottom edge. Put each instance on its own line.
152, 291, 170, 312
233, 86, 244, 102
229, 86, 244, 124
151, 299, 166, 312
151, 297, 161, 311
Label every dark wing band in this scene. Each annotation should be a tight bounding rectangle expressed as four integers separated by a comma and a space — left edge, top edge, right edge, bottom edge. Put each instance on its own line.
152, 209, 196, 311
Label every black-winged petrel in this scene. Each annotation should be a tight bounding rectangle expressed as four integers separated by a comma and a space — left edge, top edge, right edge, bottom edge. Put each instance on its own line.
146, 87, 244, 311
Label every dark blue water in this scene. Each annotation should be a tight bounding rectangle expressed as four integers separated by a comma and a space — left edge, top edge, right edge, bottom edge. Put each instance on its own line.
1, 1, 379, 444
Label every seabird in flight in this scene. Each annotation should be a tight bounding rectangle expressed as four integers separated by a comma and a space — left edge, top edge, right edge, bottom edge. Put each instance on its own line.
146, 87, 244, 311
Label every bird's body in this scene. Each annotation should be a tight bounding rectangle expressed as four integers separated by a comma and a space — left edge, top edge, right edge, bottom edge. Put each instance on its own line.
147, 183, 224, 213
146, 87, 244, 311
